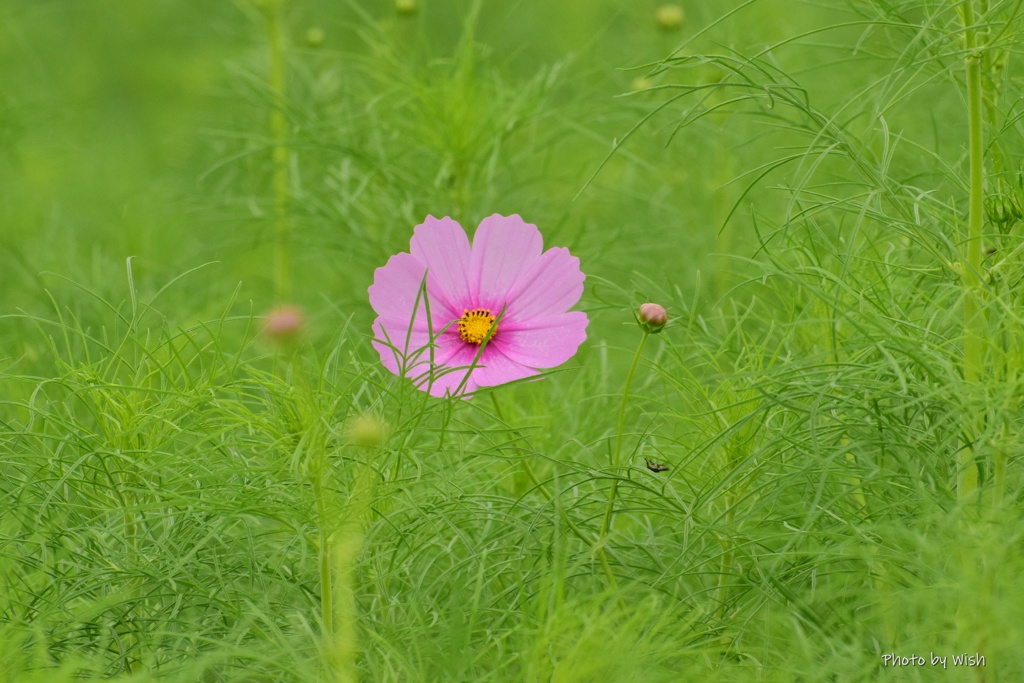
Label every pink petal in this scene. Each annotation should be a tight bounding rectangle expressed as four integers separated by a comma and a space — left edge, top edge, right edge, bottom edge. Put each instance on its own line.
369, 252, 428, 327
371, 319, 433, 377
472, 345, 542, 387
425, 342, 539, 396
410, 216, 472, 312
503, 247, 585, 319
420, 342, 481, 398
369, 251, 461, 378
368, 253, 430, 376
494, 311, 588, 369
469, 214, 544, 309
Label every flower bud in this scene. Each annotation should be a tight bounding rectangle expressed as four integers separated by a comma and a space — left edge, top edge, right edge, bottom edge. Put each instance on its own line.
305, 27, 325, 48
346, 413, 390, 449
263, 305, 305, 342
631, 76, 653, 92
637, 303, 668, 333
655, 5, 685, 30
985, 192, 1022, 233
396, 0, 417, 14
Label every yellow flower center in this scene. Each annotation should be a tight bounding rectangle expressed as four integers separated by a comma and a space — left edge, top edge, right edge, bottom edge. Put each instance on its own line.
458, 308, 498, 345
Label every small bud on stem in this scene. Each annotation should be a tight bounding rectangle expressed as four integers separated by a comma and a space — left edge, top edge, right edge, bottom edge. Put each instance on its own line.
264, 305, 305, 342
637, 303, 668, 333
304, 27, 325, 48
346, 413, 390, 449
655, 5, 685, 30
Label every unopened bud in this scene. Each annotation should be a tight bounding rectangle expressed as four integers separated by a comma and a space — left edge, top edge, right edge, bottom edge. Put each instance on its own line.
985, 192, 1022, 233
305, 27, 325, 48
655, 5, 685, 30
346, 413, 390, 448
631, 76, 653, 92
264, 305, 305, 341
637, 303, 668, 333
396, 0, 417, 15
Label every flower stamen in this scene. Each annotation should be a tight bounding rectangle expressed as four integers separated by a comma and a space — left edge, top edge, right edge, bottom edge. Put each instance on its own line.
458, 308, 498, 344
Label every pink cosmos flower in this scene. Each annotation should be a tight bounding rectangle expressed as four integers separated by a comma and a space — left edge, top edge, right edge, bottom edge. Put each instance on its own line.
369, 214, 588, 397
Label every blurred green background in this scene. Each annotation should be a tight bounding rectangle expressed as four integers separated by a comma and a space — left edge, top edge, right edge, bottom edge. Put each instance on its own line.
0, 0, 832, 347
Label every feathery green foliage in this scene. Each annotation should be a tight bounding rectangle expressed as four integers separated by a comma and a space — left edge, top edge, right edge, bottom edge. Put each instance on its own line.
3, 0, 1024, 680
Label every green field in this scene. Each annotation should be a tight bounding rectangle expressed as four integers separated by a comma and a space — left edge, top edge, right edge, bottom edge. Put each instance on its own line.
2, 1, 1023, 680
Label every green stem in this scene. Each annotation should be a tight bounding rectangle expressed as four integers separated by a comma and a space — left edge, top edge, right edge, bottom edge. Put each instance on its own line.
266, 0, 291, 302
314, 472, 334, 641
715, 500, 735, 622
993, 418, 1007, 505
328, 456, 375, 683
289, 354, 337, 670
121, 467, 142, 672
956, 7, 990, 679
594, 331, 650, 584
959, 0, 984, 502
615, 333, 650, 469
330, 533, 363, 683
488, 393, 616, 586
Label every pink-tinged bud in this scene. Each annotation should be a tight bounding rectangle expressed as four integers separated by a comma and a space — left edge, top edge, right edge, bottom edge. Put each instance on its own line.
637, 303, 668, 333
264, 305, 305, 341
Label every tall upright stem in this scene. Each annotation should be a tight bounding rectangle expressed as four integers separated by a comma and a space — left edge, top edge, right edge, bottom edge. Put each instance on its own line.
313, 472, 334, 641
958, 0, 984, 501
613, 332, 650, 473
489, 393, 618, 587
328, 459, 375, 683
956, 6, 990, 677
596, 331, 650, 584
266, 0, 292, 302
